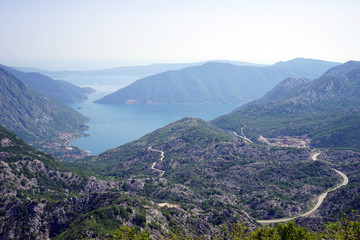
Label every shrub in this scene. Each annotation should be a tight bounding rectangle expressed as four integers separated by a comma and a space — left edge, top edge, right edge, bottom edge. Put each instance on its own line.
133, 213, 146, 227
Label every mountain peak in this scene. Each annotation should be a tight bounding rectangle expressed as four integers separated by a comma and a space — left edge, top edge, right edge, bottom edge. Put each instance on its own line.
322, 60, 360, 77
272, 58, 341, 68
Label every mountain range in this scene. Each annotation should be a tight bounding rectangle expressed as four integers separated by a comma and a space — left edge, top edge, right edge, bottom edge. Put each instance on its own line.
96, 58, 340, 105
212, 60, 360, 149
19, 60, 268, 90
2, 65, 95, 103
27, 60, 266, 78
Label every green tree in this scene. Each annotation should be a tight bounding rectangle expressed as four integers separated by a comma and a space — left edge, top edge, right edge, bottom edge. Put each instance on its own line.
322, 213, 360, 240
250, 226, 278, 240
112, 225, 152, 240
275, 221, 313, 240
227, 222, 249, 239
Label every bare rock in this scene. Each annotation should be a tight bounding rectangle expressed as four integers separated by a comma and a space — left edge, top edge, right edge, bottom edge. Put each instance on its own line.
80, 176, 119, 194
0, 138, 12, 147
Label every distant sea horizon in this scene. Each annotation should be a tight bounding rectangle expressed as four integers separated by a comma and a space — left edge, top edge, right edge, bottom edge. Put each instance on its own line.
69, 91, 238, 155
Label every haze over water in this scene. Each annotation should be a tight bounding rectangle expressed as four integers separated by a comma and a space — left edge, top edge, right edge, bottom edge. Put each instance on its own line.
69, 91, 236, 155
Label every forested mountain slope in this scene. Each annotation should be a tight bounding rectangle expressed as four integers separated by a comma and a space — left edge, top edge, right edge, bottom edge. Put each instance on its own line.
0, 66, 90, 159
3, 65, 94, 103
0, 66, 87, 142
96, 58, 340, 105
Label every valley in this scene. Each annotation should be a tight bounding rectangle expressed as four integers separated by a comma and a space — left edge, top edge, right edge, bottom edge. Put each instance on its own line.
0, 66, 90, 161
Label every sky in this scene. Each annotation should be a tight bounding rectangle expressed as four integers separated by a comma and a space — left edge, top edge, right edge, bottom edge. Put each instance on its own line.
1, 0, 360, 70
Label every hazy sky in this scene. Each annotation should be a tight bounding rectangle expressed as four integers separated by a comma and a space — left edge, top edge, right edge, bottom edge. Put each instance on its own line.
1, 0, 360, 70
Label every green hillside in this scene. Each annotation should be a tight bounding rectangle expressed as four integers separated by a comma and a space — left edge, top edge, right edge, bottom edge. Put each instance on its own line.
96, 58, 340, 105
0, 66, 89, 159
3, 65, 95, 103
0, 66, 87, 142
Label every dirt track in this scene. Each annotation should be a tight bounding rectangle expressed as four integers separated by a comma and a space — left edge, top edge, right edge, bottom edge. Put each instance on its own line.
148, 147, 165, 177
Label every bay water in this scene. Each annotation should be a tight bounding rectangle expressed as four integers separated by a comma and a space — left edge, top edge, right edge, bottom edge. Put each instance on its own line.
69, 91, 237, 155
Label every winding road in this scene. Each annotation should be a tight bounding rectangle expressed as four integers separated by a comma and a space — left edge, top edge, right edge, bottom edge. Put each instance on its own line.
148, 147, 165, 177
233, 129, 253, 143
147, 145, 349, 224
257, 152, 349, 224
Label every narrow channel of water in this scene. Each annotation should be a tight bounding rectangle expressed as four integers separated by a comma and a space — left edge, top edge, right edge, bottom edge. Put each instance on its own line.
69, 91, 237, 155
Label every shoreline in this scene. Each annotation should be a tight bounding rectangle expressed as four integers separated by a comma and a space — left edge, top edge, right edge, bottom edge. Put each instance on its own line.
67, 133, 92, 154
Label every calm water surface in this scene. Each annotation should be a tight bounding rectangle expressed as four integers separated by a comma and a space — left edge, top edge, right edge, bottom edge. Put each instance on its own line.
69, 92, 237, 155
